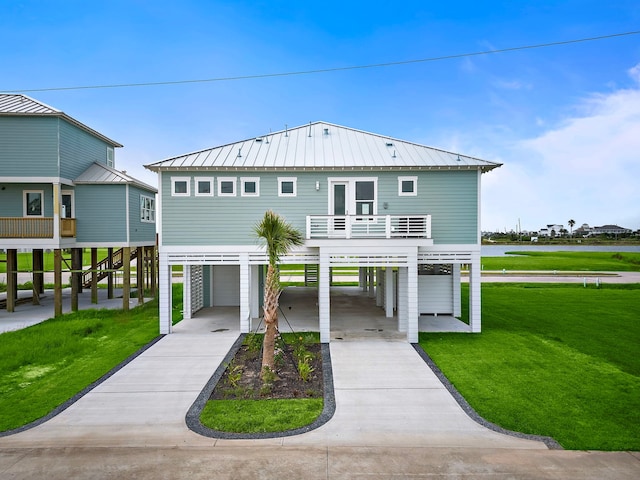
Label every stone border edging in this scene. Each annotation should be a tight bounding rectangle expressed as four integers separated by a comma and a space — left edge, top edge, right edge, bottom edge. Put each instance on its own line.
411, 343, 563, 450
186, 335, 336, 439
0, 334, 166, 438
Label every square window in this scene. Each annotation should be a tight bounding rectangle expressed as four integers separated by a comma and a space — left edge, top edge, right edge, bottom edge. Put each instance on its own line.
195, 177, 214, 197
398, 176, 417, 196
24, 190, 43, 217
241, 177, 260, 197
278, 177, 297, 197
218, 177, 237, 196
171, 177, 190, 196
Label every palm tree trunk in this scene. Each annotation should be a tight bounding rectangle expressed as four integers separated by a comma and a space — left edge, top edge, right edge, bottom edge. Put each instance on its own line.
261, 264, 279, 376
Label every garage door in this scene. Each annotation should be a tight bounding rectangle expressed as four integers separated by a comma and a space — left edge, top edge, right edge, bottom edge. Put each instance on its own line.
212, 265, 240, 306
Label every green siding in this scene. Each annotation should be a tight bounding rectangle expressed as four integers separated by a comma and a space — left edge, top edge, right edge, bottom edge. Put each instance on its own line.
75, 184, 127, 242
0, 183, 54, 217
0, 117, 59, 177
59, 120, 111, 179
129, 186, 157, 243
161, 170, 479, 246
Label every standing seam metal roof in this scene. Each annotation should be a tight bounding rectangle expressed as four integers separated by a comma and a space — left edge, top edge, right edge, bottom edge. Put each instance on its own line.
145, 121, 501, 172
0, 94, 123, 148
74, 162, 157, 193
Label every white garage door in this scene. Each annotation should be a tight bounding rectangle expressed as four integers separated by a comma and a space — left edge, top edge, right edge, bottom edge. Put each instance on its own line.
212, 265, 240, 306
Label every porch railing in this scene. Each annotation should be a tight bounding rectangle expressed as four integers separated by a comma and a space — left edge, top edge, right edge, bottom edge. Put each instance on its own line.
306, 214, 431, 239
0, 218, 77, 239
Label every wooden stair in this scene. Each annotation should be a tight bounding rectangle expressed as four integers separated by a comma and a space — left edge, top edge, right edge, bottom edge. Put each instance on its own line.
81, 248, 138, 289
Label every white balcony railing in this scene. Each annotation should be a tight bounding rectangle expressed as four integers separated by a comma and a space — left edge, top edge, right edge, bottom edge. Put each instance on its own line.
306, 215, 431, 239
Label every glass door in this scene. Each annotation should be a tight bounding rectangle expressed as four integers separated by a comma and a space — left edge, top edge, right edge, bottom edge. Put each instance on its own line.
331, 181, 349, 231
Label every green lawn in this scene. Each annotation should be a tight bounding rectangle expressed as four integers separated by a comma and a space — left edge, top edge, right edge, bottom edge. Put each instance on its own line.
201, 398, 323, 433
0, 284, 182, 432
420, 283, 640, 450
0, 249, 113, 274
480, 251, 640, 272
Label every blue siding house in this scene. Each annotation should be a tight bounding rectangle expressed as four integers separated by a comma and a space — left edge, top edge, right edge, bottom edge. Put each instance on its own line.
0, 94, 157, 314
146, 122, 500, 342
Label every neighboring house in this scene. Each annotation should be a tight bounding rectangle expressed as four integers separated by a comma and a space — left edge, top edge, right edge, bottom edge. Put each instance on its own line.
145, 122, 501, 342
591, 224, 632, 235
0, 94, 157, 314
539, 224, 564, 237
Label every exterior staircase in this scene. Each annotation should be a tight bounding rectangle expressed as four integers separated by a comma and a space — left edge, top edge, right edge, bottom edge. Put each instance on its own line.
81, 248, 138, 289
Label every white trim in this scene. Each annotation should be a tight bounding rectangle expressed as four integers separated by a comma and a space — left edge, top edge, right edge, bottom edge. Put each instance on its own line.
278, 177, 297, 197
327, 176, 378, 215
240, 177, 260, 197
106, 146, 115, 168
0, 177, 74, 185
171, 176, 190, 197
23, 190, 44, 217
217, 177, 237, 197
194, 177, 214, 197
125, 184, 130, 243
398, 176, 417, 196
140, 194, 155, 223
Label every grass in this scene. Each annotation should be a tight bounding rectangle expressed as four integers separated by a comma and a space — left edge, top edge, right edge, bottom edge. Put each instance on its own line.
0, 248, 112, 274
480, 251, 640, 272
0, 283, 183, 432
420, 283, 640, 450
200, 398, 323, 433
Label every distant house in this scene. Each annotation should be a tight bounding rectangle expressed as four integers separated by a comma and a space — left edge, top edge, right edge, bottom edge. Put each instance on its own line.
539, 224, 564, 237
591, 225, 632, 235
0, 94, 157, 313
146, 122, 501, 342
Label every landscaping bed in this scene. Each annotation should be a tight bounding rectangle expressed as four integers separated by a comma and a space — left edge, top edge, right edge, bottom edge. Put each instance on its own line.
211, 333, 323, 400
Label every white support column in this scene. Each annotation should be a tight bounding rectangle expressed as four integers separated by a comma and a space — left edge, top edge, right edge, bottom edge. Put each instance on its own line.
250, 264, 260, 319
469, 252, 482, 332
240, 254, 250, 333
183, 264, 192, 320
319, 252, 331, 343
376, 267, 383, 306
368, 267, 375, 297
407, 251, 419, 343
397, 267, 407, 333
385, 267, 394, 318
158, 254, 172, 334
359, 267, 366, 291
453, 263, 462, 317
52, 182, 60, 240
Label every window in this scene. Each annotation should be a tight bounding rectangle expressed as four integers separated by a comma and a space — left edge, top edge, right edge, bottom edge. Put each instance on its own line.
398, 176, 417, 196
195, 177, 214, 197
140, 195, 155, 223
355, 181, 375, 215
217, 177, 237, 196
171, 177, 190, 196
241, 177, 260, 197
24, 190, 44, 217
278, 177, 297, 197
106, 146, 114, 168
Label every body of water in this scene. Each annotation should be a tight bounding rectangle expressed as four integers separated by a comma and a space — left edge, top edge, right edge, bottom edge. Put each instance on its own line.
482, 244, 640, 256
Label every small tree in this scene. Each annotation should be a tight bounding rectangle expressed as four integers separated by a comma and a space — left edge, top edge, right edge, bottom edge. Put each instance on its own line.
568, 219, 575, 237
254, 210, 304, 380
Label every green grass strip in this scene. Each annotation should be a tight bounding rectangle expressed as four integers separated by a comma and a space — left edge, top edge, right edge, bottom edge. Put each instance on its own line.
420, 283, 640, 450
480, 251, 640, 272
200, 398, 323, 433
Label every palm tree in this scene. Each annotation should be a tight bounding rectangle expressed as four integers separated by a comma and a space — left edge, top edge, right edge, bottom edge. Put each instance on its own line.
568, 219, 576, 237
254, 210, 304, 379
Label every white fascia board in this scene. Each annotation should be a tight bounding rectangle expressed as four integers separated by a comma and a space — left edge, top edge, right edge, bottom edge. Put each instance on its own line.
0, 177, 74, 186
306, 239, 433, 248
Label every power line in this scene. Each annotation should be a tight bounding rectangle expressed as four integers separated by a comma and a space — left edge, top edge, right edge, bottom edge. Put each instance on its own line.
4, 30, 640, 93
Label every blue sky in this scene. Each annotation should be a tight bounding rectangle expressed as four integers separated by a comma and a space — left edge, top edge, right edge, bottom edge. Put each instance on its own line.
2, 1, 640, 232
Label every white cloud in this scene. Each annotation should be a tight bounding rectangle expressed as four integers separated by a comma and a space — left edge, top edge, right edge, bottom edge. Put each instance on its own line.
482, 83, 640, 232
628, 63, 640, 84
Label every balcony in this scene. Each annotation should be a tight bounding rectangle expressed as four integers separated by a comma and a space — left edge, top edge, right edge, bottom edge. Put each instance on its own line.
0, 218, 76, 239
306, 215, 431, 240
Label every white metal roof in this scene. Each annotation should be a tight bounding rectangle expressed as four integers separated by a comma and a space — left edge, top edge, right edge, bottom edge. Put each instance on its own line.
75, 162, 157, 193
0, 94, 123, 148
145, 121, 501, 173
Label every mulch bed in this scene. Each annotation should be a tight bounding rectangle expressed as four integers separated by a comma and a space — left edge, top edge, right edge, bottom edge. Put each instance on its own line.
210, 339, 324, 400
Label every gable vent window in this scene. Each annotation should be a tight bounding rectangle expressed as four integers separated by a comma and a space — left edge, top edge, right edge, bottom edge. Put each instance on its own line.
140, 195, 155, 222
398, 176, 417, 196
